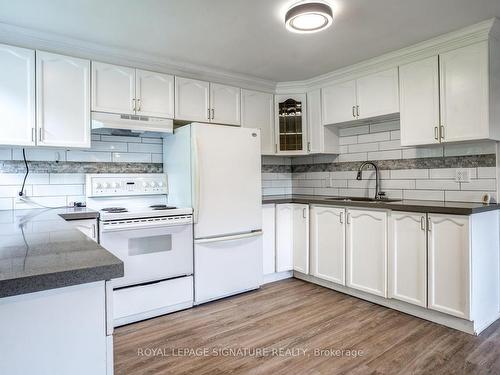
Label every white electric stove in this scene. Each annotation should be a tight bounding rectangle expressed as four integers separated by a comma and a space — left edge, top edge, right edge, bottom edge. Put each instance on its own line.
85, 173, 194, 327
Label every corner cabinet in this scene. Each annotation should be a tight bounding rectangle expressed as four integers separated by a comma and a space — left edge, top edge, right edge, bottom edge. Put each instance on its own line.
241, 89, 275, 154
36, 51, 91, 148
400, 41, 500, 146
0, 43, 35, 147
346, 208, 388, 297
310, 205, 345, 285
275, 203, 309, 273
275, 94, 308, 154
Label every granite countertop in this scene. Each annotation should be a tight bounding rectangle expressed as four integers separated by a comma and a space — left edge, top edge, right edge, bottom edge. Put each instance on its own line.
262, 195, 500, 215
0, 207, 123, 298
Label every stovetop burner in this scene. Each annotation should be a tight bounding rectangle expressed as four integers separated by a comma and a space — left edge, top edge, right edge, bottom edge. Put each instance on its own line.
149, 204, 177, 211
101, 207, 128, 213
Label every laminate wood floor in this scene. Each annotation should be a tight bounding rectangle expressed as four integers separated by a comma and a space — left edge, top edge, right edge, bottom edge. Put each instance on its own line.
114, 278, 500, 374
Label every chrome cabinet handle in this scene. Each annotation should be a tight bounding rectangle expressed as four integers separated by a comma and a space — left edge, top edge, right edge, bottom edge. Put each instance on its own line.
307, 142, 311, 152
427, 217, 431, 232
434, 126, 439, 140
356, 105, 360, 117
420, 216, 425, 231
440, 125, 445, 140
302, 207, 307, 219
31, 128, 35, 143
132, 99, 136, 111
39, 128, 43, 142
207, 108, 210, 120
211, 108, 215, 120
136, 98, 142, 111
340, 211, 344, 224
346, 212, 351, 224
352, 106, 356, 118
92, 224, 96, 240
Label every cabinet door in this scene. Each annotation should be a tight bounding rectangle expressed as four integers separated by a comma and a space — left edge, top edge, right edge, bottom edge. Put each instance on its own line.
0, 44, 35, 146
67, 219, 98, 242
428, 214, 470, 319
174, 77, 210, 122
135, 69, 174, 118
321, 80, 357, 125
292, 204, 309, 274
310, 205, 345, 285
346, 209, 387, 297
356, 68, 399, 120
276, 204, 293, 272
92, 62, 135, 115
399, 56, 440, 146
210, 83, 241, 125
262, 204, 276, 275
275, 94, 307, 154
307, 89, 323, 154
440, 42, 489, 142
241, 89, 274, 154
389, 212, 427, 307
36, 51, 91, 148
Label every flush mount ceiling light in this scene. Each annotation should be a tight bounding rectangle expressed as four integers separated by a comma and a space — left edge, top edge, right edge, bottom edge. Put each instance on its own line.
285, 2, 333, 34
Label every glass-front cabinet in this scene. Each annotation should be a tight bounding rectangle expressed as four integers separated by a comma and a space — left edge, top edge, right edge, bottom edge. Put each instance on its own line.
275, 94, 308, 154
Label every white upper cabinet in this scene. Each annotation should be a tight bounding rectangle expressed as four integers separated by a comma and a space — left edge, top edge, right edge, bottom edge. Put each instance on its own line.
92, 62, 135, 115
346, 208, 387, 297
307, 89, 340, 155
0, 44, 35, 146
356, 68, 399, 120
428, 214, 470, 319
439, 42, 489, 142
135, 69, 174, 118
36, 51, 91, 148
275, 94, 308, 154
321, 80, 357, 125
241, 89, 274, 154
292, 204, 309, 274
399, 56, 440, 146
389, 212, 427, 307
210, 83, 240, 126
310, 205, 345, 285
175, 77, 210, 122
321, 68, 399, 126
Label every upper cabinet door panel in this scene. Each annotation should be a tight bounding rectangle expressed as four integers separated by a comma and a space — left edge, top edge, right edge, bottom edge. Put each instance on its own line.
399, 56, 440, 146
0, 44, 35, 146
356, 68, 399, 119
210, 83, 241, 126
175, 77, 210, 122
307, 89, 323, 153
92, 62, 135, 114
135, 69, 174, 118
321, 80, 357, 125
440, 42, 489, 142
241, 89, 274, 154
36, 51, 91, 148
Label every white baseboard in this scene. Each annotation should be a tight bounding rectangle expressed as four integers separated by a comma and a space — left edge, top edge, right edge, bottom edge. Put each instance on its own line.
262, 271, 293, 285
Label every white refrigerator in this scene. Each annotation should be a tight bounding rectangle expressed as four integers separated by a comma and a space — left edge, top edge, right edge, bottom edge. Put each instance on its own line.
164, 123, 263, 304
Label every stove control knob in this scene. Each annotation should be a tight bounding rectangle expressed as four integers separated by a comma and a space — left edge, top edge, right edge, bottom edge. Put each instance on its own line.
142, 182, 149, 188
95, 183, 102, 189
152, 181, 159, 187
104, 183, 111, 189
114, 182, 120, 188
158, 182, 164, 187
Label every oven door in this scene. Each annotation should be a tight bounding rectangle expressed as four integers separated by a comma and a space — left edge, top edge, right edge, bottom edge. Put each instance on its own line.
100, 218, 193, 288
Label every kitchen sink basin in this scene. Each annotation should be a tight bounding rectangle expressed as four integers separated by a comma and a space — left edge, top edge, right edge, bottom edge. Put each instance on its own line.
324, 197, 401, 203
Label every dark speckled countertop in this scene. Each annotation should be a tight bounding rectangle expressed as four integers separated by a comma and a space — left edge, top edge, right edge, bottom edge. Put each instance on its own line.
0, 207, 123, 298
262, 195, 500, 215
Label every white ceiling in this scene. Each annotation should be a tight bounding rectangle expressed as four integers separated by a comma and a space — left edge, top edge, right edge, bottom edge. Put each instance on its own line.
0, 0, 499, 82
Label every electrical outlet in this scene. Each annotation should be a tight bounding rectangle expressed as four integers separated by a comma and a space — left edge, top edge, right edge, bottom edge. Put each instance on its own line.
455, 169, 471, 183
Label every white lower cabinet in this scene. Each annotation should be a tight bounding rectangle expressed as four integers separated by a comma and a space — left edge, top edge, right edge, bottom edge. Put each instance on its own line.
262, 204, 276, 275
428, 214, 470, 319
310, 205, 345, 284
346, 208, 388, 297
275, 203, 309, 273
389, 212, 427, 307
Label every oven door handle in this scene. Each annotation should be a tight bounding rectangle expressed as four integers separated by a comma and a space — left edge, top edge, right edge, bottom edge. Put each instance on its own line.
195, 230, 262, 244
100, 221, 190, 233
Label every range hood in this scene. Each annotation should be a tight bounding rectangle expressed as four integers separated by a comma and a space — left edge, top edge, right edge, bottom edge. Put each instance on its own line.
91, 112, 173, 133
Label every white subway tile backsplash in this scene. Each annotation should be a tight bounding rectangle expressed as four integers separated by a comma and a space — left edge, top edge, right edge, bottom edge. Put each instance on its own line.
0, 148, 12, 160
338, 152, 367, 162
403, 190, 445, 201
367, 150, 402, 160
381, 179, 416, 190
141, 137, 163, 144
90, 141, 128, 152
314, 187, 340, 196
348, 142, 379, 153
67, 150, 112, 162
100, 135, 142, 143
0, 185, 32, 198
444, 141, 496, 157
128, 143, 163, 153
339, 136, 358, 145
13, 148, 66, 162
445, 190, 496, 203
0, 198, 13, 210
402, 146, 443, 159
415, 179, 460, 190
0, 173, 49, 185
460, 179, 496, 191
339, 125, 369, 137
477, 167, 496, 179
113, 153, 151, 163
378, 140, 401, 151
32, 184, 84, 197
369, 121, 399, 133
390, 130, 401, 140
390, 169, 429, 179
152, 154, 163, 163
49, 173, 85, 184
358, 132, 390, 144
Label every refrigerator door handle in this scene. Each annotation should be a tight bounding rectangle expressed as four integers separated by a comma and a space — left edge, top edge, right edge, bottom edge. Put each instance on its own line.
192, 134, 201, 224
195, 230, 263, 244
